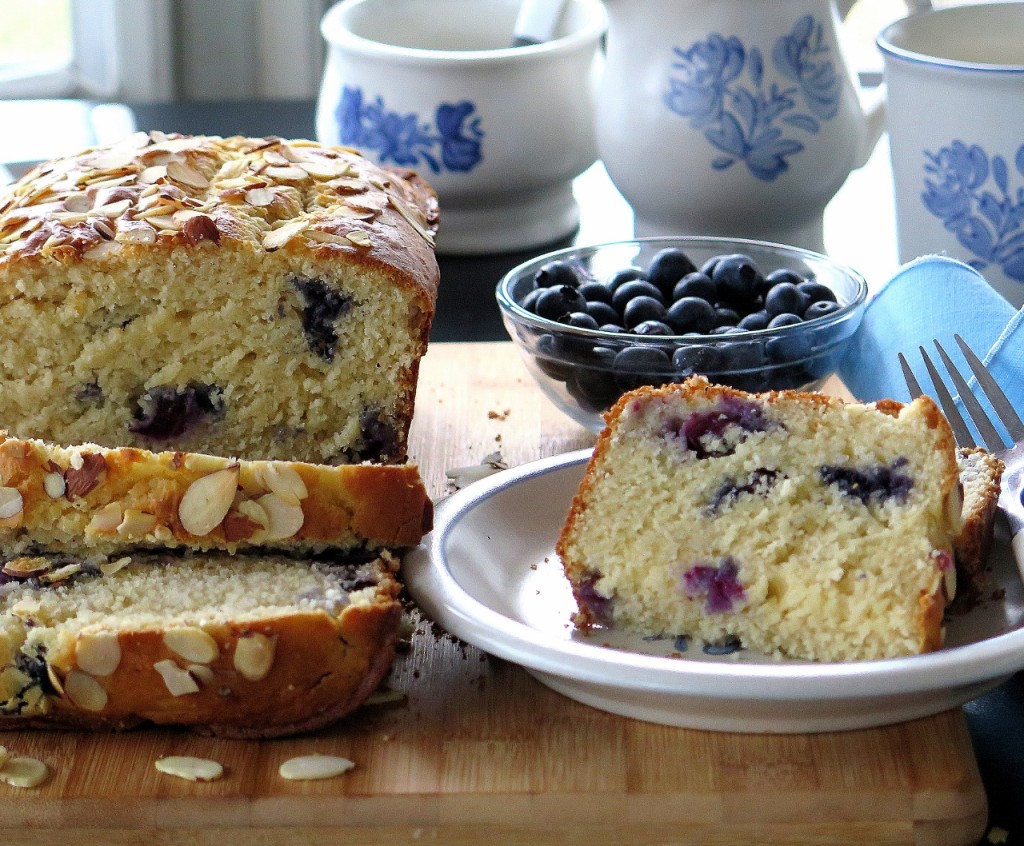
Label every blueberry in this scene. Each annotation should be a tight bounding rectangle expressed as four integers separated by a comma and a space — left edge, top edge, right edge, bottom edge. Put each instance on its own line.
797, 280, 837, 304
611, 280, 664, 312
578, 281, 614, 304
673, 344, 723, 373
357, 410, 401, 463
647, 248, 697, 297
767, 313, 803, 329
586, 301, 620, 326
598, 323, 626, 333
819, 459, 914, 505
764, 282, 809, 318
699, 255, 721, 278
567, 352, 619, 412
534, 260, 580, 288
712, 325, 745, 335
720, 339, 767, 371
129, 383, 224, 440
613, 346, 672, 390
536, 285, 587, 321
712, 254, 763, 306
292, 276, 353, 363
623, 295, 667, 329
666, 296, 716, 334
520, 287, 544, 313
764, 268, 805, 291
605, 266, 646, 291
766, 329, 811, 361
713, 306, 741, 328
737, 310, 770, 331
671, 271, 717, 303
804, 300, 842, 320
632, 319, 674, 336
560, 311, 600, 330
533, 333, 573, 380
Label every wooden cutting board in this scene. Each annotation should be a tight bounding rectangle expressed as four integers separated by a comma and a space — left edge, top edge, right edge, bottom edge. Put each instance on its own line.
0, 342, 987, 846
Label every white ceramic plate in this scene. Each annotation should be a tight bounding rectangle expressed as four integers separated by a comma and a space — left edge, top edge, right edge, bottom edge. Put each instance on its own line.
404, 450, 1024, 733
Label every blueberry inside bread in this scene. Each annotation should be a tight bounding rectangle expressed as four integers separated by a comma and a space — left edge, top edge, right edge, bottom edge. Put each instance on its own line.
0, 551, 402, 737
0, 133, 439, 464
557, 377, 964, 662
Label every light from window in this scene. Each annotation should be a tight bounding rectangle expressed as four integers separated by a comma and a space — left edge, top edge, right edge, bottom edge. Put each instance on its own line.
0, 0, 73, 91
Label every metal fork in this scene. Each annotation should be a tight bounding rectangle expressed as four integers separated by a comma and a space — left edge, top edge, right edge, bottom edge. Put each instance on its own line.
899, 334, 1024, 557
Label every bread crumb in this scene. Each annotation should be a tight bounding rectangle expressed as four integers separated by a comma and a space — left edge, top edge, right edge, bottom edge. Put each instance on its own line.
987, 827, 1009, 844
488, 409, 510, 421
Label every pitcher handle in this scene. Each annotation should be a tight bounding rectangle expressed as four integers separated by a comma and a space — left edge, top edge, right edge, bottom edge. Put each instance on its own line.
835, 0, 931, 20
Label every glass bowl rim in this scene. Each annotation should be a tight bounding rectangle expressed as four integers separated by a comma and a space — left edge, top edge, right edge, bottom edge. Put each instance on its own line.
495, 235, 869, 345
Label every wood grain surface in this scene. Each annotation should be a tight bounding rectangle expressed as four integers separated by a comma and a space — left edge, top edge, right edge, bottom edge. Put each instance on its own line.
0, 343, 988, 846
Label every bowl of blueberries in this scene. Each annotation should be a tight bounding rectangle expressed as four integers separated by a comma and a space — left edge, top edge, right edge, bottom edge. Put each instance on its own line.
496, 236, 868, 432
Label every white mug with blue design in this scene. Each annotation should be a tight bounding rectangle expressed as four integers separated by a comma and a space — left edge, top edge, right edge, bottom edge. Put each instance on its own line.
316, 0, 607, 255
879, 2, 1024, 307
594, 0, 925, 252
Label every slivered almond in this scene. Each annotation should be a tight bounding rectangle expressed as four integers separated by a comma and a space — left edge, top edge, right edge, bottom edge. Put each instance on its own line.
178, 466, 239, 536
278, 754, 354, 781
153, 660, 200, 696
64, 670, 108, 712
257, 464, 308, 501
2, 558, 51, 579
0, 757, 50, 788
155, 756, 223, 782
116, 508, 158, 537
99, 556, 132, 576
86, 502, 123, 534
76, 632, 121, 676
43, 471, 66, 498
256, 492, 304, 539
244, 187, 275, 207
0, 487, 23, 520
261, 218, 307, 250
233, 633, 276, 681
187, 664, 216, 686
166, 159, 210, 188
163, 627, 219, 664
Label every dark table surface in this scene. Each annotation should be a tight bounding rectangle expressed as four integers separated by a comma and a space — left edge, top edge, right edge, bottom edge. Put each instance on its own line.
3, 97, 1023, 845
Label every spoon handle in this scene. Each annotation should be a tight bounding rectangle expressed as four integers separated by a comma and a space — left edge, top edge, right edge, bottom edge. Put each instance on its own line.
511, 0, 568, 46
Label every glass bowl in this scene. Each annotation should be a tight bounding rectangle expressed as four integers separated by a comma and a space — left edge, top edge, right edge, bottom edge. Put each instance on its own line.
496, 236, 868, 432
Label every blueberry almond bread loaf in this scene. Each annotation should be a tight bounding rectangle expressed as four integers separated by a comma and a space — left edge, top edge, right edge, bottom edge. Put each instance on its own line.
557, 377, 964, 662
0, 550, 403, 737
0, 132, 439, 464
953, 446, 1004, 607
0, 431, 431, 559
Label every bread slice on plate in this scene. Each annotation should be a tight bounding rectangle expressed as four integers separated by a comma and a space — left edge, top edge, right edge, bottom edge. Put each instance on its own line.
557, 377, 966, 662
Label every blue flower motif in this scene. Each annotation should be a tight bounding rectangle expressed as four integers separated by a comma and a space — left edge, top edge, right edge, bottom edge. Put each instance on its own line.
663, 16, 840, 181
336, 86, 484, 175
922, 140, 1024, 283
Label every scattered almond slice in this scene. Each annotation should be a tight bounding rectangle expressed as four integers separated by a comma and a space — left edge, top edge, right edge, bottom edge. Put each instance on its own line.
155, 756, 224, 782
0, 756, 50, 788
445, 451, 508, 490
278, 754, 354, 781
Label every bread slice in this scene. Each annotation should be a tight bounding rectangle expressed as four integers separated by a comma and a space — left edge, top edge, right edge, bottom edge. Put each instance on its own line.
0, 133, 439, 464
0, 431, 431, 559
557, 377, 963, 662
953, 446, 1004, 607
0, 550, 402, 737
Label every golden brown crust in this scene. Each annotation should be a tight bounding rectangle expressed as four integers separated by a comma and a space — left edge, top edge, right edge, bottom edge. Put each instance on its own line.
0, 431, 431, 556
0, 133, 438, 311
952, 447, 1005, 608
0, 554, 403, 738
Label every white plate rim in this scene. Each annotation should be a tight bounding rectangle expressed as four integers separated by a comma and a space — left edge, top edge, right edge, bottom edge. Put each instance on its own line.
404, 449, 1024, 703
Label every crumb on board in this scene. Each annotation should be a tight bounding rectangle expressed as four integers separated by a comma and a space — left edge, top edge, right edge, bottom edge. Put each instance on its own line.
987, 827, 1009, 844
488, 409, 511, 421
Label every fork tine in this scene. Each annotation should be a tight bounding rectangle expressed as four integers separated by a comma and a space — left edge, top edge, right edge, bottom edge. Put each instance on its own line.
933, 339, 1006, 452
898, 352, 925, 402
918, 345, 977, 448
953, 333, 1024, 442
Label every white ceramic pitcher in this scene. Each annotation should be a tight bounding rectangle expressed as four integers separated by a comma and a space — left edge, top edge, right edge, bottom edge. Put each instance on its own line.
596, 0, 928, 251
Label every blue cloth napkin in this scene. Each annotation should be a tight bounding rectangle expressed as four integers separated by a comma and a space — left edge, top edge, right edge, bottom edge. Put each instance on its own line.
836, 255, 1024, 444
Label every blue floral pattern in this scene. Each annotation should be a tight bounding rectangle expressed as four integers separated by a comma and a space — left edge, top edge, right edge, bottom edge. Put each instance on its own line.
336, 86, 484, 174
922, 140, 1024, 282
663, 16, 840, 181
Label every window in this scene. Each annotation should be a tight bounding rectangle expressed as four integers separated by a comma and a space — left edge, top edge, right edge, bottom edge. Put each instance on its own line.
0, 0, 75, 97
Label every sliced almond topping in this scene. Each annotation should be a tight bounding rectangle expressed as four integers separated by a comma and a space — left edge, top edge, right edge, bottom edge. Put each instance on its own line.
153, 659, 200, 696
187, 663, 216, 686
86, 502, 123, 534
163, 627, 219, 664
116, 508, 158, 538
40, 563, 82, 585
233, 633, 276, 681
76, 632, 121, 676
244, 187, 275, 207
43, 471, 66, 499
139, 164, 167, 184
114, 224, 157, 244
99, 556, 132, 577
346, 230, 372, 247
1, 557, 51, 579
264, 165, 309, 182
299, 158, 353, 179
95, 198, 131, 218
0, 746, 7, 769
63, 192, 93, 213
278, 754, 354, 781
46, 663, 65, 696
261, 218, 307, 251
178, 465, 239, 537
0, 757, 50, 788
64, 670, 109, 712
166, 159, 210, 189
64, 452, 108, 500
155, 756, 223, 782
236, 498, 270, 530
0, 487, 23, 520
257, 464, 308, 501
84, 240, 123, 260
217, 158, 248, 180
256, 492, 304, 540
